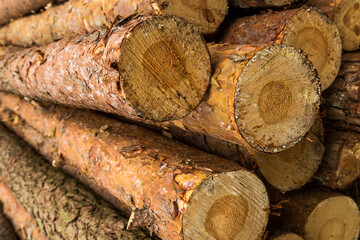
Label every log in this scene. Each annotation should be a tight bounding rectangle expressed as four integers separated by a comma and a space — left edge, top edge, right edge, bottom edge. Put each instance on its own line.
229, 0, 298, 8
272, 233, 303, 240
306, 0, 360, 51
324, 51, 360, 132
314, 130, 360, 190
162, 43, 320, 153
0, 0, 227, 47
0, 203, 18, 240
0, 14, 210, 122
220, 7, 342, 91
0, 93, 269, 240
0, 0, 67, 27
0, 179, 47, 240
162, 119, 324, 192
270, 188, 360, 240
0, 123, 151, 240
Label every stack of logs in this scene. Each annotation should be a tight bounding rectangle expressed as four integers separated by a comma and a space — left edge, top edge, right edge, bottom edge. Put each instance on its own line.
0, 0, 359, 239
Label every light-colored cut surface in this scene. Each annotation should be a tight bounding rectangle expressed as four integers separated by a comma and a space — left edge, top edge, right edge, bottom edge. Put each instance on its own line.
283, 8, 342, 90
305, 196, 360, 240
273, 233, 304, 240
183, 171, 269, 240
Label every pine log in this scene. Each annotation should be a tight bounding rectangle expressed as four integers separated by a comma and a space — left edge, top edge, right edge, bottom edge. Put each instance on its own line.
0, 203, 18, 240
0, 179, 47, 240
0, 93, 269, 240
270, 188, 360, 240
324, 51, 360, 132
307, 0, 360, 51
163, 119, 324, 192
220, 7, 342, 91
161, 43, 320, 153
0, 0, 67, 27
0, 123, 151, 240
0, 0, 227, 47
0, 14, 210, 122
272, 233, 303, 240
314, 130, 360, 190
229, 0, 298, 8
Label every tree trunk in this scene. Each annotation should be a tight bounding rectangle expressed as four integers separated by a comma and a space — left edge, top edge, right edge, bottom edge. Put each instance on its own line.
0, 14, 210, 123
161, 43, 320, 154
0, 179, 47, 240
229, 0, 298, 8
0, 0, 67, 27
270, 188, 360, 240
0, 203, 18, 240
0, 123, 150, 240
0, 0, 227, 47
306, 0, 360, 51
323, 51, 360, 132
272, 233, 303, 240
314, 131, 360, 190
220, 7, 342, 91
0, 92, 269, 240
162, 119, 324, 193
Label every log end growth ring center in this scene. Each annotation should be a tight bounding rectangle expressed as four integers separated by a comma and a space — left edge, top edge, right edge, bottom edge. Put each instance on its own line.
118, 15, 211, 122
234, 44, 320, 153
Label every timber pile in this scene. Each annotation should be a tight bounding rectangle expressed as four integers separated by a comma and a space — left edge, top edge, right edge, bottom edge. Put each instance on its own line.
0, 0, 358, 240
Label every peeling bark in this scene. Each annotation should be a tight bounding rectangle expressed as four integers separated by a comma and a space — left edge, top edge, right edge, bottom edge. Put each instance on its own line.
0, 0, 227, 47
0, 14, 210, 122
0, 0, 67, 27
0, 92, 269, 240
0, 123, 150, 240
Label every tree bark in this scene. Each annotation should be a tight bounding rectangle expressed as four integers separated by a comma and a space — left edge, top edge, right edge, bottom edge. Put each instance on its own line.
0, 179, 47, 240
0, 0, 227, 47
229, 0, 298, 8
269, 188, 360, 240
220, 7, 342, 91
323, 51, 360, 132
306, 0, 360, 51
0, 92, 269, 240
162, 119, 324, 192
0, 123, 151, 240
160, 43, 320, 154
0, 202, 18, 240
0, 0, 67, 27
0, 14, 210, 122
314, 130, 360, 190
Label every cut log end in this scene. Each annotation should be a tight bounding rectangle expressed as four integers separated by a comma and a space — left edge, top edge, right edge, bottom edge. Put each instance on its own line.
155, 0, 228, 35
282, 8, 342, 90
234, 44, 320, 153
255, 122, 324, 192
304, 196, 360, 240
263, 0, 297, 7
119, 15, 211, 121
273, 233, 304, 240
334, 0, 360, 51
183, 170, 269, 240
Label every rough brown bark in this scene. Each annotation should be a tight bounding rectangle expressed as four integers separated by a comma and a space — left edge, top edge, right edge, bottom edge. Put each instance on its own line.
0, 0, 67, 27
306, 0, 360, 51
0, 0, 227, 47
160, 43, 320, 154
0, 92, 269, 240
220, 7, 342, 91
0, 179, 47, 240
314, 131, 360, 190
0, 123, 150, 240
0, 14, 210, 122
229, 0, 298, 8
270, 188, 360, 240
324, 51, 360, 132
0, 203, 18, 240
162, 119, 324, 192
